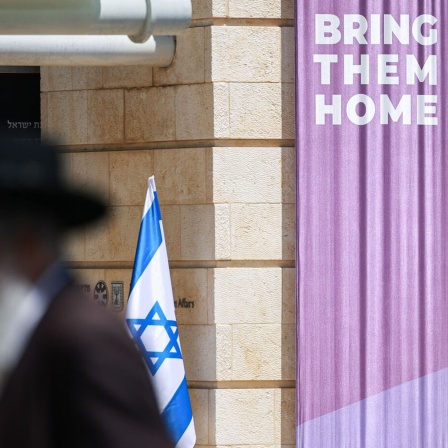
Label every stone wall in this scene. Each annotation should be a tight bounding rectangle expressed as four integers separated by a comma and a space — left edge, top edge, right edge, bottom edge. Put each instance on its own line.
41, 0, 296, 445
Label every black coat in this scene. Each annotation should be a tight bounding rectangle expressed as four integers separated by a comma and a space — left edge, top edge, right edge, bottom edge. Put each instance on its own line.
0, 284, 174, 448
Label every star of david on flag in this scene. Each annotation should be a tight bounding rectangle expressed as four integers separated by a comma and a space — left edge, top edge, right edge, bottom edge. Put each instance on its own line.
126, 176, 196, 448
127, 302, 182, 375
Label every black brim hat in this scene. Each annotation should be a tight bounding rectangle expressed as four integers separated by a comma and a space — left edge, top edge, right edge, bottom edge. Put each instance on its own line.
0, 136, 106, 229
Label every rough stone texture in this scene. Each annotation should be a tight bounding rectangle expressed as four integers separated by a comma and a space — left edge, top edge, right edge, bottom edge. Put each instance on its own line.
125, 87, 176, 142
176, 83, 215, 140
87, 89, 124, 144
211, 389, 276, 445
160, 204, 182, 261
208, 27, 282, 83
46, 90, 88, 144
282, 27, 295, 84
103, 66, 153, 88
281, 82, 296, 139
232, 324, 282, 380
154, 148, 208, 205
180, 205, 215, 260
276, 388, 296, 445
212, 147, 283, 203
171, 269, 209, 325
212, 268, 282, 324
189, 389, 210, 446
229, 83, 283, 139
230, 203, 283, 260
282, 146, 296, 204
154, 27, 205, 86
41, 67, 102, 92
84, 206, 141, 262
282, 268, 296, 325
281, 324, 296, 381
109, 150, 153, 206
71, 151, 110, 205
179, 324, 231, 381
228, 0, 294, 19
63, 228, 85, 262
213, 203, 231, 260
191, 0, 226, 19
212, 83, 230, 139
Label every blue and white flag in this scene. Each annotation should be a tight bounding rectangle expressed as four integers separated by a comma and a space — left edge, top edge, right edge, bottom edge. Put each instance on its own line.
126, 176, 196, 448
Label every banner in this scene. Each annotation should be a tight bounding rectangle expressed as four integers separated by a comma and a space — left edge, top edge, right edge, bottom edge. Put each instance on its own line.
296, 2, 448, 446
126, 177, 196, 448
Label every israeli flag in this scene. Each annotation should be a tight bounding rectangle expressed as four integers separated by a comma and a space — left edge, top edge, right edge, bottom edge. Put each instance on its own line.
126, 176, 196, 448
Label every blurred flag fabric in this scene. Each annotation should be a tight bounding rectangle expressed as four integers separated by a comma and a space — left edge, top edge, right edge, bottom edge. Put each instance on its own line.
126, 176, 196, 448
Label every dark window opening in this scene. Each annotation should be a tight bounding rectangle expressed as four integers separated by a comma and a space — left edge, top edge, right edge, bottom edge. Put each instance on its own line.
0, 72, 41, 141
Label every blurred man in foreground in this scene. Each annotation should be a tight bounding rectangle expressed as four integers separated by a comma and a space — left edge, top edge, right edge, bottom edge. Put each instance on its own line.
0, 137, 173, 448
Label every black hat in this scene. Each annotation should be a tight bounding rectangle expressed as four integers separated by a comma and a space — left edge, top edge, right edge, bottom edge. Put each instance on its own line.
0, 136, 106, 228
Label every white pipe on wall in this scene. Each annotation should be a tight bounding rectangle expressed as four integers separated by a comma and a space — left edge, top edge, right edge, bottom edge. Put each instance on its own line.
0, 0, 191, 41
0, 35, 175, 66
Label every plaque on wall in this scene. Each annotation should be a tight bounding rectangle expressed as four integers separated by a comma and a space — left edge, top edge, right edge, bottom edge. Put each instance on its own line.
93, 281, 108, 307
111, 281, 125, 312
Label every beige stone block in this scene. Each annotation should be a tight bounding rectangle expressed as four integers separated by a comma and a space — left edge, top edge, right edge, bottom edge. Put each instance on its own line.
215, 324, 232, 380
191, 0, 211, 19
191, 0, 226, 19
282, 146, 295, 204
71, 67, 103, 90
214, 204, 231, 260
154, 28, 205, 86
212, 0, 227, 17
211, 389, 276, 445
275, 388, 296, 445
282, 268, 296, 324
40, 93, 49, 138
213, 83, 230, 139
229, 83, 283, 139
232, 324, 282, 380
209, 27, 281, 82
72, 152, 110, 205
83, 219, 109, 261
176, 84, 214, 140
41, 67, 72, 92
46, 91, 88, 144
281, 83, 295, 140
87, 89, 124, 144
212, 268, 282, 324
189, 389, 209, 445
230, 204, 282, 260
180, 205, 215, 260
153, 148, 207, 205
85, 206, 141, 262
62, 227, 85, 262
281, 324, 296, 380
282, 203, 295, 260
213, 147, 283, 203
171, 269, 208, 325
160, 204, 181, 260
125, 87, 176, 142
179, 324, 231, 381
41, 67, 102, 91
110, 150, 153, 206
104, 269, 132, 316
59, 152, 73, 185
103, 66, 152, 88
282, 27, 295, 84
228, 0, 294, 18
107, 206, 142, 261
